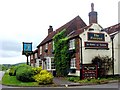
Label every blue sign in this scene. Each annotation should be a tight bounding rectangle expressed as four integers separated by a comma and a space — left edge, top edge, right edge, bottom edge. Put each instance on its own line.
88, 32, 105, 41
22, 42, 32, 55
85, 42, 108, 49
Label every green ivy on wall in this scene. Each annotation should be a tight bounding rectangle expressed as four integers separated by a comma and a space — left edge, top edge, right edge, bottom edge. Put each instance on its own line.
53, 29, 70, 77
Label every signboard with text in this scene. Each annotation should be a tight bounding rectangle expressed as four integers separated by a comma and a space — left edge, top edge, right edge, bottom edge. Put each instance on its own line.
84, 42, 108, 49
88, 32, 105, 41
82, 64, 98, 79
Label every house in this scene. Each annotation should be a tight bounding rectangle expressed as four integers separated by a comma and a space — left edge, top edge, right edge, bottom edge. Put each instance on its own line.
30, 3, 120, 76
104, 23, 120, 75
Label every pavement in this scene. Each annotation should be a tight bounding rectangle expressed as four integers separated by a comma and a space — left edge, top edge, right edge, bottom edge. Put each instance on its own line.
53, 77, 80, 87
53, 77, 119, 87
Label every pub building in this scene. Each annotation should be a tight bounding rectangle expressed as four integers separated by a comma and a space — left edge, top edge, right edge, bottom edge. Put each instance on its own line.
30, 3, 120, 78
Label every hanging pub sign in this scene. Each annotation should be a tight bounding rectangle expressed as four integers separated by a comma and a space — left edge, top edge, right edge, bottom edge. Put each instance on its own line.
22, 42, 33, 55
88, 32, 105, 41
84, 42, 108, 49
82, 64, 98, 79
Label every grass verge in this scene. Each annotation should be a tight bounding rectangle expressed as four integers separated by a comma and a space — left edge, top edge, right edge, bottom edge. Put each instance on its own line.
67, 76, 119, 84
2, 72, 39, 87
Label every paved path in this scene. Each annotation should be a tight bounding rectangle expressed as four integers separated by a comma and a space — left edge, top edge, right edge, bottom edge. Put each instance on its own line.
53, 77, 80, 86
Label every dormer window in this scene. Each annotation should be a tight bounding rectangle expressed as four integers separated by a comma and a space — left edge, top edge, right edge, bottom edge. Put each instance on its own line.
69, 39, 75, 50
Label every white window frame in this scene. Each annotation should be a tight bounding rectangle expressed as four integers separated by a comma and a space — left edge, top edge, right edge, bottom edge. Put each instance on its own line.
40, 46, 42, 55
45, 43, 48, 49
31, 55, 33, 59
35, 53, 37, 59
46, 57, 50, 70
70, 58, 76, 69
52, 41, 55, 50
51, 58, 55, 70
69, 39, 75, 50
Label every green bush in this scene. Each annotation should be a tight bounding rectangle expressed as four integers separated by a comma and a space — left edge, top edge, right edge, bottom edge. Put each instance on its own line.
32, 66, 42, 75
9, 64, 29, 76
68, 77, 75, 82
9, 66, 16, 76
33, 70, 53, 85
16, 65, 34, 82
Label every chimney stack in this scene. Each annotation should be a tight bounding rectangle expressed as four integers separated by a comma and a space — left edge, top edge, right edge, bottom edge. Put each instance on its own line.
48, 25, 53, 34
88, 3, 98, 25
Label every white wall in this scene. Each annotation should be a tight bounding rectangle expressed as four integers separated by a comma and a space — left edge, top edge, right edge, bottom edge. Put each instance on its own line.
80, 23, 112, 64
113, 32, 120, 74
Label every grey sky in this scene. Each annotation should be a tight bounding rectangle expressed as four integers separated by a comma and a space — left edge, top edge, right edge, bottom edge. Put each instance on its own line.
0, 0, 119, 64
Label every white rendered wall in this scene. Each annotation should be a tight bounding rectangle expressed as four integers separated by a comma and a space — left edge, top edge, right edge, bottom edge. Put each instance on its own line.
79, 23, 112, 75
113, 33, 120, 75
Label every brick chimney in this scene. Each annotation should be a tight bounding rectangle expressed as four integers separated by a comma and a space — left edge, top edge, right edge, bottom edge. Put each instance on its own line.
48, 25, 53, 34
88, 3, 98, 25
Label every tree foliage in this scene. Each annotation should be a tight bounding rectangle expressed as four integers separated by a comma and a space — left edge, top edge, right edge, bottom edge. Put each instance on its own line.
53, 29, 70, 77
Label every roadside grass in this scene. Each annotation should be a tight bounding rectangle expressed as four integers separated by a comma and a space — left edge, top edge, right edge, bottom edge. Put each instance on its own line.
67, 76, 119, 84
2, 72, 39, 87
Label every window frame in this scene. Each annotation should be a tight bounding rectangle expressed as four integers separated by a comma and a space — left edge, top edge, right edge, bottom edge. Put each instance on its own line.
69, 39, 75, 50
70, 58, 76, 69
40, 46, 42, 55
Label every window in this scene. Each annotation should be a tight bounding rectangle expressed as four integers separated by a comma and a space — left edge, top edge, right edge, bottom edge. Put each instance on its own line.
31, 55, 33, 59
40, 46, 42, 55
39, 60, 42, 67
70, 58, 76, 68
52, 41, 55, 50
46, 58, 50, 70
69, 39, 75, 50
51, 58, 55, 69
35, 53, 37, 58
45, 43, 48, 49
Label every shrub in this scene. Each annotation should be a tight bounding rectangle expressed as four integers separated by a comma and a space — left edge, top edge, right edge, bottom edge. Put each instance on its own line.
33, 70, 53, 84
9, 66, 16, 76
32, 66, 42, 75
9, 64, 29, 76
16, 65, 34, 82
68, 77, 75, 82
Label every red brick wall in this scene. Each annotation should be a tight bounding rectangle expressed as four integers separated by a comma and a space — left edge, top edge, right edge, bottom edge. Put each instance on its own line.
75, 38, 80, 70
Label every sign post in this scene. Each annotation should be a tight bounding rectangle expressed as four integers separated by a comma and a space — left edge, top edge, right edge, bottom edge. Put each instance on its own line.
22, 42, 33, 65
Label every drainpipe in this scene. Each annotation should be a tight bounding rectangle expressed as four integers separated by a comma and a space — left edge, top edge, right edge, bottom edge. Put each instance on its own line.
111, 35, 114, 76
79, 37, 83, 80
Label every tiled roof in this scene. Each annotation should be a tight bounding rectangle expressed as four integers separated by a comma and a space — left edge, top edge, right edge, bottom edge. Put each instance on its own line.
104, 23, 120, 36
33, 49, 38, 53
37, 15, 87, 47
68, 24, 93, 39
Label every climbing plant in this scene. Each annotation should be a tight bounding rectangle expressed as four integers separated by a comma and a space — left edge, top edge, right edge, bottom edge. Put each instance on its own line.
53, 29, 70, 77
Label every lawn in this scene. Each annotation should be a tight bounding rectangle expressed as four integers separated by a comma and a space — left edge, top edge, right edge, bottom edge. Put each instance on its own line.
2, 72, 39, 87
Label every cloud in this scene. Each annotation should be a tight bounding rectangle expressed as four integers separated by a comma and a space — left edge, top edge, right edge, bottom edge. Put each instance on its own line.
0, 40, 22, 58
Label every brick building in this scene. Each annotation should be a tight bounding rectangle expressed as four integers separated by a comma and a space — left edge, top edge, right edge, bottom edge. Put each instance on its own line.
30, 3, 120, 76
